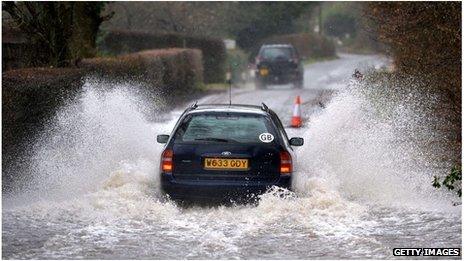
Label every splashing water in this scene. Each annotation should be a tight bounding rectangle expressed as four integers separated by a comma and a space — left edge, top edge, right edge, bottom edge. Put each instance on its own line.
4, 80, 171, 206
294, 79, 459, 211
2, 78, 460, 259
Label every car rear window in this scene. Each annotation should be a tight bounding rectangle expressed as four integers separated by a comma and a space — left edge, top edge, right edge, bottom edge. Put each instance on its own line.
174, 113, 277, 143
261, 47, 293, 59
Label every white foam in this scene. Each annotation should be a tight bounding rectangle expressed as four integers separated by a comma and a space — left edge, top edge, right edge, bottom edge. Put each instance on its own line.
295, 80, 459, 212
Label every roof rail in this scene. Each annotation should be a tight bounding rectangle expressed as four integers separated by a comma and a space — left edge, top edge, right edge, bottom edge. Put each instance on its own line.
261, 102, 269, 112
189, 101, 198, 110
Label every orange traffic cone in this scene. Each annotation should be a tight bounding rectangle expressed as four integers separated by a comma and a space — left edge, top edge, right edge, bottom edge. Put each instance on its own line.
291, 96, 302, 128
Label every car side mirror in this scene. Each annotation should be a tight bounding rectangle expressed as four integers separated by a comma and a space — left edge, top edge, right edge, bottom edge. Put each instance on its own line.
157, 134, 169, 144
289, 137, 304, 146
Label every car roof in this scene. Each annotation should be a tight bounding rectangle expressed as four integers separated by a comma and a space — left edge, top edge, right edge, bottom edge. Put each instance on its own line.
261, 44, 294, 48
185, 103, 272, 116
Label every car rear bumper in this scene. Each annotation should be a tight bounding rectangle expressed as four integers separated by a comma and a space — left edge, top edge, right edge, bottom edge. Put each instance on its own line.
160, 173, 291, 202
256, 71, 300, 84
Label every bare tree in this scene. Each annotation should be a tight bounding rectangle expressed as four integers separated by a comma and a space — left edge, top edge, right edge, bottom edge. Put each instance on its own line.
3, 2, 113, 66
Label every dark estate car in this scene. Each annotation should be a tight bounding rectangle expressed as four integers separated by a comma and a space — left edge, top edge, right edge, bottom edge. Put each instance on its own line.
255, 44, 304, 89
157, 103, 304, 203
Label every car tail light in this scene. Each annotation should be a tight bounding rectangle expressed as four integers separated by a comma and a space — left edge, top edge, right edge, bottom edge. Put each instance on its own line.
161, 149, 173, 172
280, 151, 292, 175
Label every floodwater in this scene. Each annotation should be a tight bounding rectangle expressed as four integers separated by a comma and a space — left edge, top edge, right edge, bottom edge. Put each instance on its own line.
2, 54, 461, 259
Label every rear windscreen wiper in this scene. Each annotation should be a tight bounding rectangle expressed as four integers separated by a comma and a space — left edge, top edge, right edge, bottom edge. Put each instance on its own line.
194, 137, 231, 142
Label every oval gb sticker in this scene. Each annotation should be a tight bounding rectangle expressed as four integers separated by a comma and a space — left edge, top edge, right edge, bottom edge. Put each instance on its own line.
259, 133, 274, 143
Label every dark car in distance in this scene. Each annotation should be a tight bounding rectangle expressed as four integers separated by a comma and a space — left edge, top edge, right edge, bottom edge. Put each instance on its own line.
255, 44, 304, 89
157, 103, 304, 203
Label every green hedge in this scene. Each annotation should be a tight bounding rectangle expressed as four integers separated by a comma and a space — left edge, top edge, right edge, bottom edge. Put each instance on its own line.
98, 30, 226, 83
81, 48, 203, 100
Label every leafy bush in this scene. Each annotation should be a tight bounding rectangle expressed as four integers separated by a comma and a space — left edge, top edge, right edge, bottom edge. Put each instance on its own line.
367, 2, 461, 113
97, 30, 226, 83
433, 165, 462, 197
323, 12, 357, 38
321, 2, 359, 38
81, 48, 203, 99
368, 5, 461, 199
229, 2, 316, 51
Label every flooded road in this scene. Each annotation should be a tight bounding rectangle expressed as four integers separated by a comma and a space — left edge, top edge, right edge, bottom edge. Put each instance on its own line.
2, 54, 461, 259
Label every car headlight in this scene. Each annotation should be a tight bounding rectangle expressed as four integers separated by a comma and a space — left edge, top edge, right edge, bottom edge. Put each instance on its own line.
259, 68, 269, 76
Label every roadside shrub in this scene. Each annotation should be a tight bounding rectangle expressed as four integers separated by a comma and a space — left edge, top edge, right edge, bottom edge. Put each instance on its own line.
319, 2, 384, 54
323, 12, 357, 38
367, 2, 461, 114
251, 33, 336, 61
433, 165, 462, 198
320, 2, 359, 39
98, 30, 226, 83
80, 48, 203, 102
2, 26, 50, 71
2, 43, 40, 71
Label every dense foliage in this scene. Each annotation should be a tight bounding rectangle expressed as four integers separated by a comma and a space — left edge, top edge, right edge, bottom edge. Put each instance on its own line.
98, 30, 226, 83
320, 2, 384, 53
256, 33, 336, 60
102, 2, 230, 38
3, 2, 112, 67
367, 2, 461, 111
228, 2, 316, 52
81, 48, 203, 99
103, 1, 317, 50
433, 166, 462, 197
367, 2, 461, 198
323, 7, 357, 38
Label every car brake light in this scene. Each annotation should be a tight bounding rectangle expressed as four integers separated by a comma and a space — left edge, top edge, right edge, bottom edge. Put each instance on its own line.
280, 151, 292, 175
161, 149, 173, 172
